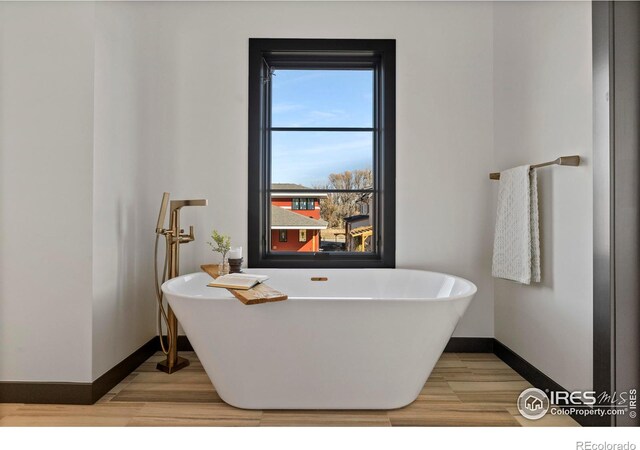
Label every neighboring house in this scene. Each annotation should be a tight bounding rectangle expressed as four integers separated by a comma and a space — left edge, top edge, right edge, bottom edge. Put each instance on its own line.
344, 191, 373, 252
271, 184, 328, 252
344, 215, 371, 252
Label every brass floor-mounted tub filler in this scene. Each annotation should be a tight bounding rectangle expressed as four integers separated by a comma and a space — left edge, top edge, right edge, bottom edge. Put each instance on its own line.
154, 192, 208, 374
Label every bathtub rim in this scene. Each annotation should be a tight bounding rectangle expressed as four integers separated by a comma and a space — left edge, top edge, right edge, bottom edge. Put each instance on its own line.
162, 268, 478, 303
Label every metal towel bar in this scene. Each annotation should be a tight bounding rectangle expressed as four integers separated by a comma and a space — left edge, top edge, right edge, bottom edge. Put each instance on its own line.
489, 155, 580, 180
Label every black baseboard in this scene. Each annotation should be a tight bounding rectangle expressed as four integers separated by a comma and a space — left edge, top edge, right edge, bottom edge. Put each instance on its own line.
156, 335, 193, 352
0, 381, 93, 405
493, 340, 601, 427
177, 335, 193, 352
0, 337, 158, 405
90, 337, 158, 404
444, 337, 494, 353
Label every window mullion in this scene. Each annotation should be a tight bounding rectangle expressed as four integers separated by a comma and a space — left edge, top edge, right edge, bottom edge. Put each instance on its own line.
269, 127, 375, 132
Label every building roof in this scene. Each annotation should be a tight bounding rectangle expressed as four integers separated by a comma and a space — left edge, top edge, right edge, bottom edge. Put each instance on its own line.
272, 183, 309, 190
344, 214, 369, 223
271, 183, 328, 198
271, 205, 328, 230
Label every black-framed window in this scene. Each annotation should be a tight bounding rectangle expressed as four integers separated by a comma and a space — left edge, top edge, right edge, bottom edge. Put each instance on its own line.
248, 39, 396, 268
278, 230, 287, 242
292, 198, 314, 210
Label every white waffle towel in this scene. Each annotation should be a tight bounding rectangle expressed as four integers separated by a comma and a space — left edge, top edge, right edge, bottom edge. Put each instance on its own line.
492, 165, 540, 284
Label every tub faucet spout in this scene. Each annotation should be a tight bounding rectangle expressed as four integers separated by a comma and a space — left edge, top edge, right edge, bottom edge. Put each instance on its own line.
170, 199, 208, 210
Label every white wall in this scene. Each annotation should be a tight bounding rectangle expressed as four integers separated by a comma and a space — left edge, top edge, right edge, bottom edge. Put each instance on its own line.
106, 0, 496, 339
493, 1, 593, 391
90, 0, 496, 379
92, 5, 161, 379
86, 0, 495, 381
88, 1, 496, 380
0, 3, 95, 382
0, 1, 593, 385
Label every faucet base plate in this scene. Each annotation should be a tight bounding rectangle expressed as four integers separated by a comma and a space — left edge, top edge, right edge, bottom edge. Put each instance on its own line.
156, 356, 190, 374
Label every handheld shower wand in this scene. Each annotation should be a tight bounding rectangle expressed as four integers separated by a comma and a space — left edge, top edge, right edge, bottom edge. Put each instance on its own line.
154, 192, 208, 374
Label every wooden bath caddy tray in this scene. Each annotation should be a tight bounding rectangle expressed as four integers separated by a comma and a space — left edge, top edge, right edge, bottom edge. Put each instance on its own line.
200, 264, 288, 305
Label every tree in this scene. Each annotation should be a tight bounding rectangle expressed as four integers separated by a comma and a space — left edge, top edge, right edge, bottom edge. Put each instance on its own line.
317, 169, 373, 228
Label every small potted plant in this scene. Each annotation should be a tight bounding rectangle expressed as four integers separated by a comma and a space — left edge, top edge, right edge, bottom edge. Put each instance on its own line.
208, 230, 231, 275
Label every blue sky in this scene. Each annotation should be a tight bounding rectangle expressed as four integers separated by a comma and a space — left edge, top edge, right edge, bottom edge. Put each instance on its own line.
271, 70, 373, 187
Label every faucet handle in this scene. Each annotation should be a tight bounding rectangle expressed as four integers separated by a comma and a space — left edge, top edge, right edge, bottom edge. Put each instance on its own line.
178, 226, 195, 244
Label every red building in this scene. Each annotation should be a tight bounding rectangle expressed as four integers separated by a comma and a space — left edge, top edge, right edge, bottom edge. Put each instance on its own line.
270, 184, 328, 252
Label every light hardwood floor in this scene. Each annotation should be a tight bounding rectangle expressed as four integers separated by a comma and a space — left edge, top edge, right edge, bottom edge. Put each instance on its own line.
0, 352, 579, 427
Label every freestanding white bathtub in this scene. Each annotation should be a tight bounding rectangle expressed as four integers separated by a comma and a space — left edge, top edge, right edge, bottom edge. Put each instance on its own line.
162, 268, 476, 410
